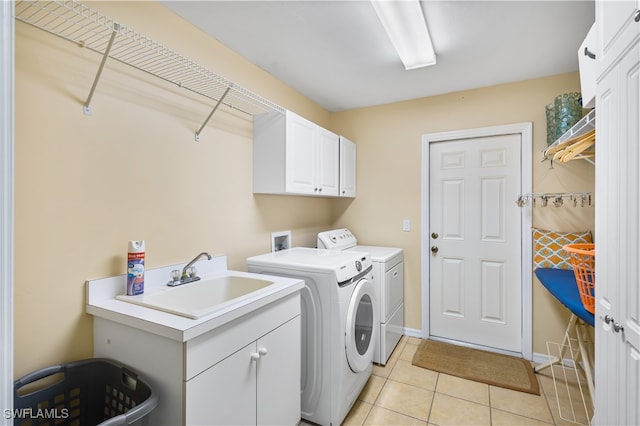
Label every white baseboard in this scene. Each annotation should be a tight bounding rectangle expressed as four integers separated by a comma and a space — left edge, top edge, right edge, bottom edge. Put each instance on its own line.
402, 327, 423, 339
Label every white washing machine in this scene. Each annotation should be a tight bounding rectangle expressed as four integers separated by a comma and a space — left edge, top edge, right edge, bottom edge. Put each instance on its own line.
318, 228, 404, 365
246, 247, 378, 426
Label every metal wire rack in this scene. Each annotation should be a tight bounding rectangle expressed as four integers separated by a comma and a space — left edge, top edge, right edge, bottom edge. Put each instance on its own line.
543, 109, 596, 165
14, 0, 285, 141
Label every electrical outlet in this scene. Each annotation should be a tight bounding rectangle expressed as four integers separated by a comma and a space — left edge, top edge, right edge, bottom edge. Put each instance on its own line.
402, 219, 411, 232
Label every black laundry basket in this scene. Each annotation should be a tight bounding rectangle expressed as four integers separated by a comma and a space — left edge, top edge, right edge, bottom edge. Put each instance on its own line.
13, 358, 158, 426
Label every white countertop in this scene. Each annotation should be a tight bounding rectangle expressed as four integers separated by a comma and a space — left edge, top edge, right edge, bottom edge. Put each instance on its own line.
86, 255, 303, 342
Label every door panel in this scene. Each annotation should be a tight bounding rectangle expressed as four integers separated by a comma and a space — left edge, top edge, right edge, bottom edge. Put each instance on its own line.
481, 178, 506, 241
430, 134, 521, 352
481, 261, 506, 323
442, 179, 464, 239
441, 258, 464, 317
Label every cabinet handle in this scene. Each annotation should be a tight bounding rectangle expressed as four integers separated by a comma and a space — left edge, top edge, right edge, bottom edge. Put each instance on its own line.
584, 47, 596, 60
250, 352, 261, 361
258, 347, 268, 356
635, 10, 640, 22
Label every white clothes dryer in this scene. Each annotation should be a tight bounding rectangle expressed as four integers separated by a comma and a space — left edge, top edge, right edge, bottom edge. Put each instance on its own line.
318, 228, 404, 365
246, 247, 378, 426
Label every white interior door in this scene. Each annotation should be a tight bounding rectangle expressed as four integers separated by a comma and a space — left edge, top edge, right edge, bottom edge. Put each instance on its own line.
429, 133, 523, 353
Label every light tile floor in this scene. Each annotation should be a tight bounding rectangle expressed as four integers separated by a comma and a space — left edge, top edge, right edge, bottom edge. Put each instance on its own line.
340, 336, 594, 426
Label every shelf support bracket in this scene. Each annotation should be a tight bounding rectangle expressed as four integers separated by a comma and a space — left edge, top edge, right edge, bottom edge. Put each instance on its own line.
83, 25, 119, 116
195, 86, 231, 142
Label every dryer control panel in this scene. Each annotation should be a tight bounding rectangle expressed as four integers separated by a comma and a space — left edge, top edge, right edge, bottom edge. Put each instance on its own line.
317, 228, 357, 250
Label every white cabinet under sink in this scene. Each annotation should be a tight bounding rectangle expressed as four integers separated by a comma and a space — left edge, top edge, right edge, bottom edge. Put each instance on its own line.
253, 110, 341, 197
186, 316, 299, 425
92, 292, 301, 425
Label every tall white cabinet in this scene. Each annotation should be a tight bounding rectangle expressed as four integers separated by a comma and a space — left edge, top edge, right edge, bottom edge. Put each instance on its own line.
594, 1, 640, 424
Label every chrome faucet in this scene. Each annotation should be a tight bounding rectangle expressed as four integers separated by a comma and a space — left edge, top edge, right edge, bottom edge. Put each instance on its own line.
167, 252, 213, 286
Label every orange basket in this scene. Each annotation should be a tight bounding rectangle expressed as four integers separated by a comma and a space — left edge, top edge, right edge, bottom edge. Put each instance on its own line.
563, 243, 595, 314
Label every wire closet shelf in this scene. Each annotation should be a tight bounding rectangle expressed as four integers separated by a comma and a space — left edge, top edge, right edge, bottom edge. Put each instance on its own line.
14, 0, 285, 140
543, 109, 596, 165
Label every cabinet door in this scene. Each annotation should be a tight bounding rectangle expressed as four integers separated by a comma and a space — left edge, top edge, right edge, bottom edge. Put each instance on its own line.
339, 136, 357, 197
186, 342, 257, 425
316, 127, 340, 196
597, 0, 639, 75
285, 111, 316, 195
594, 22, 640, 426
257, 317, 301, 425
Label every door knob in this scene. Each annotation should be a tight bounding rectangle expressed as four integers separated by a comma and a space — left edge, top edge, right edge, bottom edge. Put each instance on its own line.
431, 246, 439, 254
431, 232, 439, 239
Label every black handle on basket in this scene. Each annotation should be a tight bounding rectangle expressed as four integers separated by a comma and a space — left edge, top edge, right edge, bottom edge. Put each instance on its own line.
97, 365, 160, 426
14, 364, 66, 393
98, 389, 159, 426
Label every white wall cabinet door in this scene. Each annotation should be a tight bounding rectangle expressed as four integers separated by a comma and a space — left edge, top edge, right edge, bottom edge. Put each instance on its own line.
594, 1, 640, 424
316, 126, 340, 196
597, 0, 640, 74
339, 136, 357, 197
285, 111, 338, 196
285, 111, 317, 195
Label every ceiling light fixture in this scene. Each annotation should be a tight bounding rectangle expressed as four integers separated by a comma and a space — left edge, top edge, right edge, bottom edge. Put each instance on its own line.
371, 0, 436, 70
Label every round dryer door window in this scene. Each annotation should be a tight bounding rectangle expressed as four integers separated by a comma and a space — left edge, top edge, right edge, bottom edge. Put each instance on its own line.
345, 278, 378, 373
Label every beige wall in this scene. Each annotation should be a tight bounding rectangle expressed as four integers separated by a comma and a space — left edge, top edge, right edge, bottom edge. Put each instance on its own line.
14, 1, 594, 377
14, 1, 334, 378
330, 74, 595, 353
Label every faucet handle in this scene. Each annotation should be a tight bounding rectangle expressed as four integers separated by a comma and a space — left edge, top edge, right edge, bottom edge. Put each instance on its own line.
186, 266, 197, 278
170, 269, 181, 282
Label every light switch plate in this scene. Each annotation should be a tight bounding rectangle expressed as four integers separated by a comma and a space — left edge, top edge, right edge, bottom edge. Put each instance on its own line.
402, 219, 411, 232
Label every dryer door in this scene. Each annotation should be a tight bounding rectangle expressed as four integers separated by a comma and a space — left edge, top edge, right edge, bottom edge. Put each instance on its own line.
345, 278, 379, 372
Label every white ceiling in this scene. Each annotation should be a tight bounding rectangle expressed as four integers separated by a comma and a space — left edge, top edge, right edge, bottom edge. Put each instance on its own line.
161, 1, 595, 112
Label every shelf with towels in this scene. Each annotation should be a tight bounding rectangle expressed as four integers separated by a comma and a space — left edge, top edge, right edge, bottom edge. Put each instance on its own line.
14, 0, 285, 141
543, 109, 595, 165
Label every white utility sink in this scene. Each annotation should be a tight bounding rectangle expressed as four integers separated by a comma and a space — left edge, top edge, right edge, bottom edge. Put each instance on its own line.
116, 275, 275, 319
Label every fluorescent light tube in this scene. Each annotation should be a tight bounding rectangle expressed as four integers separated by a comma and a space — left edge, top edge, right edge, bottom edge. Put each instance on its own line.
371, 0, 436, 70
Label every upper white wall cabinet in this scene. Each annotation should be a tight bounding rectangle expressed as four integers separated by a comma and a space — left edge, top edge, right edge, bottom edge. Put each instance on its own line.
253, 110, 356, 198
14, 0, 284, 141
